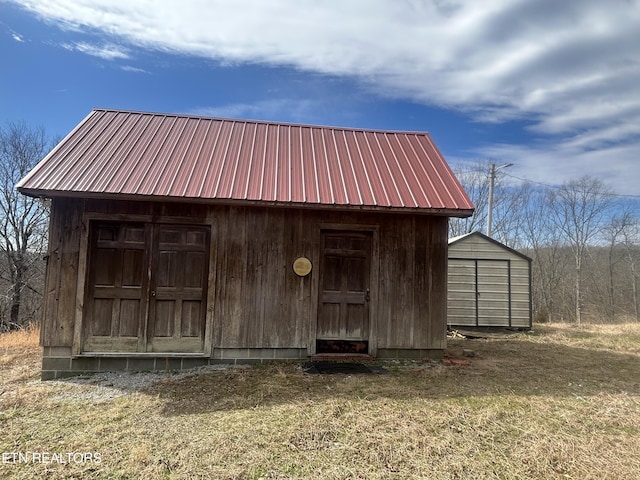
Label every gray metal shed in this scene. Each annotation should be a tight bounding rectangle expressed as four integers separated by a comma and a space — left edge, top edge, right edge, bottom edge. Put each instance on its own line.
447, 232, 532, 328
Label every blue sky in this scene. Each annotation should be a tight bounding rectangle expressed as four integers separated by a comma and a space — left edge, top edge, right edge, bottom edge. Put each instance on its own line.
2, 0, 639, 195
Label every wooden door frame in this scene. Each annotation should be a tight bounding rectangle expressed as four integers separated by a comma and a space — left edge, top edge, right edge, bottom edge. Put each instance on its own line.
309, 223, 379, 356
73, 212, 216, 357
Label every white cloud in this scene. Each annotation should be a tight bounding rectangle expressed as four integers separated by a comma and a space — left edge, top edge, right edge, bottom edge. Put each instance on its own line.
472, 138, 640, 195
12, 1, 638, 122
9, 0, 640, 193
190, 99, 325, 125
12, 32, 24, 42
61, 41, 130, 60
120, 65, 148, 73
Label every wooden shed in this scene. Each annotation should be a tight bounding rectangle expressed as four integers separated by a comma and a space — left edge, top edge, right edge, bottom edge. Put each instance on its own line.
17, 109, 474, 379
447, 232, 532, 329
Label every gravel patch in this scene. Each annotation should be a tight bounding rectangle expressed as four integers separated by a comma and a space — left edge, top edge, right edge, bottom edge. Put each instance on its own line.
32, 364, 241, 404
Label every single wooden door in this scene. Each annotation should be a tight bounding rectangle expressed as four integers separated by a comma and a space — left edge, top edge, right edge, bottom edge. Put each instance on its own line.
147, 225, 210, 352
84, 223, 149, 352
317, 231, 372, 353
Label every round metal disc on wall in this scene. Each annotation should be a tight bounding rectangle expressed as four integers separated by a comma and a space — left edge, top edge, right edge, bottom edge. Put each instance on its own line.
293, 257, 312, 276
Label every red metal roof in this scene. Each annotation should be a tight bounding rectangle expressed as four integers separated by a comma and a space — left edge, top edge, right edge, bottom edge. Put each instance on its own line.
17, 109, 474, 216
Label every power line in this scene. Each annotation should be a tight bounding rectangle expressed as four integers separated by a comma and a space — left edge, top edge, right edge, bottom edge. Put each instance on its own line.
452, 163, 640, 198
502, 172, 640, 199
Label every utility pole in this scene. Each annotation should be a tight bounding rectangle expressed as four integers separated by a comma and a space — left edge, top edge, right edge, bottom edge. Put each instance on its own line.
486, 162, 513, 237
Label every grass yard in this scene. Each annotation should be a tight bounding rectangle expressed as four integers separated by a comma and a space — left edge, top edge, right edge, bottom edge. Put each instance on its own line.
1, 323, 639, 479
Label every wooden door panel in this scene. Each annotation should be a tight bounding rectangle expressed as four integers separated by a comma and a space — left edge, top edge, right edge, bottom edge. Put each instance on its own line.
94, 248, 117, 285
152, 300, 175, 337
346, 235, 368, 252
318, 303, 341, 338
84, 223, 147, 352
118, 299, 141, 336
156, 251, 179, 287
186, 229, 207, 246
181, 301, 203, 337
184, 251, 206, 288
91, 298, 113, 336
322, 255, 341, 291
122, 249, 144, 286
148, 225, 209, 352
317, 231, 371, 347
89, 295, 142, 337
346, 256, 366, 291
345, 304, 366, 338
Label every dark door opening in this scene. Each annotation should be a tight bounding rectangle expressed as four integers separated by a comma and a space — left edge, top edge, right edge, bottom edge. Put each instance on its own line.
316, 339, 369, 354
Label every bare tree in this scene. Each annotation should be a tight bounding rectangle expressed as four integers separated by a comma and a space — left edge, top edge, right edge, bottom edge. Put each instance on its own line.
448, 162, 489, 237
0, 122, 50, 327
598, 208, 636, 321
620, 214, 640, 322
518, 184, 570, 322
449, 160, 518, 238
491, 181, 532, 248
548, 176, 614, 325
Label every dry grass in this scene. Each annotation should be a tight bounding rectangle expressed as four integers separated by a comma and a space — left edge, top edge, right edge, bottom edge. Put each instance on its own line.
0, 324, 40, 385
1, 323, 639, 479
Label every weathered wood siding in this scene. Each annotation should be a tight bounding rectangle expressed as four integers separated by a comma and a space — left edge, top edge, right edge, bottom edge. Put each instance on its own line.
41, 198, 449, 354
41, 197, 84, 347
448, 233, 532, 328
377, 215, 448, 350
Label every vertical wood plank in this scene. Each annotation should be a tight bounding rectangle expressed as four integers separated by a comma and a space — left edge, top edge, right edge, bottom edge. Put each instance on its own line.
413, 215, 428, 348
203, 210, 217, 355
217, 206, 247, 346
427, 215, 448, 349
53, 198, 83, 348
261, 208, 285, 347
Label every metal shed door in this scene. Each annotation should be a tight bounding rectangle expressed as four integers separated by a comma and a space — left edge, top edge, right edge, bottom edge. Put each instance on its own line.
317, 231, 371, 354
447, 258, 511, 327
477, 260, 510, 326
447, 259, 477, 327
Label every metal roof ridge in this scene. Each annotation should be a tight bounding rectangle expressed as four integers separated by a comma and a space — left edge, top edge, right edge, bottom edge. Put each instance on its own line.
90, 108, 434, 136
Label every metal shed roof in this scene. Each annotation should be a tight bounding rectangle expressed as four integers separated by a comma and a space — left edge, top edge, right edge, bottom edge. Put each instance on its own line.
449, 232, 532, 261
18, 109, 474, 216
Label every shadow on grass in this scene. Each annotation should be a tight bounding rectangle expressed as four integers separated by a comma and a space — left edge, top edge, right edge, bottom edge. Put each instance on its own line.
148, 335, 640, 417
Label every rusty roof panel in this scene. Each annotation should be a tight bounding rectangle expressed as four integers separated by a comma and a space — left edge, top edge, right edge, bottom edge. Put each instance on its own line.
17, 109, 474, 215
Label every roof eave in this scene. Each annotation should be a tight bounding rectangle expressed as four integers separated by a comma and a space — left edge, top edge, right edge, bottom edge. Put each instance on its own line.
18, 188, 475, 217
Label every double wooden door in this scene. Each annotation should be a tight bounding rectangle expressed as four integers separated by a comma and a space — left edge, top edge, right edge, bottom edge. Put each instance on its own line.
317, 231, 372, 354
84, 222, 210, 353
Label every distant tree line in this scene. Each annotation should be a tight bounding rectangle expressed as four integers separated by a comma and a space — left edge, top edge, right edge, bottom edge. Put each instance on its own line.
1, 123, 638, 329
0, 122, 51, 330
450, 161, 640, 324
